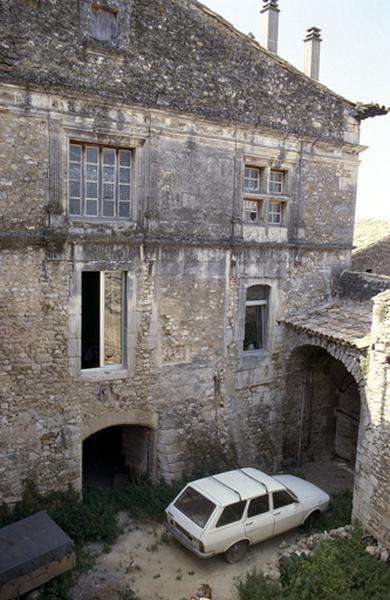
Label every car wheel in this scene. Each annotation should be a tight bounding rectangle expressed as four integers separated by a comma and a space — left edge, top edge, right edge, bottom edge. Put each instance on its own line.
303, 510, 320, 530
224, 540, 248, 564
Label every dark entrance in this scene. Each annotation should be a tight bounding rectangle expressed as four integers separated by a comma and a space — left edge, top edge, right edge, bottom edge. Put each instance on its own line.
82, 425, 152, 488
283, 346, 361, 469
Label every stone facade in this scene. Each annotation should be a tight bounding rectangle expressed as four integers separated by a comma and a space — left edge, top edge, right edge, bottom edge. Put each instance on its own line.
0, 0, 388, 551
352, 218, 390, 276
353, 291, 390, 548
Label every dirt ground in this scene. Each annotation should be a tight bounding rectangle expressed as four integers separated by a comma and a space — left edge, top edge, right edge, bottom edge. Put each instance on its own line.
71, 460, 354, 600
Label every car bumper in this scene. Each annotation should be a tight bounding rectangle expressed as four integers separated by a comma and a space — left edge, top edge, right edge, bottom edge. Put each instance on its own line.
164, 520, 215, 559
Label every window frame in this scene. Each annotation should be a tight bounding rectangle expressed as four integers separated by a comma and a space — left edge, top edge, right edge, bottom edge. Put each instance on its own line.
81, 270, 127, 372
90, 5, 118, 44
68, 142, 132, 221
243, 285, 269, 353
269, 169, 284, 195
242, 162, 290, 228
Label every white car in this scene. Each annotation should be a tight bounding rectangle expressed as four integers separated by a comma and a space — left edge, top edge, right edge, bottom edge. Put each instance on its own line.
165, 468, 329, 563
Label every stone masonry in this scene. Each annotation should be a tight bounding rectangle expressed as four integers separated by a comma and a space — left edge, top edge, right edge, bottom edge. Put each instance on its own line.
0, 0, 389, 549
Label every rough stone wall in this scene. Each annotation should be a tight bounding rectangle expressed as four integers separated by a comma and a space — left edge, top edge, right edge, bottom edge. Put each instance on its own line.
353, 291, 390, 549
0, 0, 358, 143
335, 270, 390, 302
352, 238, 390, 276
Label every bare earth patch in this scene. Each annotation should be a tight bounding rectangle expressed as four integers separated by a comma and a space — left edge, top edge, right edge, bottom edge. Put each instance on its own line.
71, 517, 301, 600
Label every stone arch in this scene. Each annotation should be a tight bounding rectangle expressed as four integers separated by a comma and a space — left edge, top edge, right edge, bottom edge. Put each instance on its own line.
81, 408, 158, 441
283, 330, 367, 474
81, 409, 158, 487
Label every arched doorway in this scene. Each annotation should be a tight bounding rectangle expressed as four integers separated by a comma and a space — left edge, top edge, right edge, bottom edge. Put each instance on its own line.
82, 424, 154, 488
283, 345, 362, 470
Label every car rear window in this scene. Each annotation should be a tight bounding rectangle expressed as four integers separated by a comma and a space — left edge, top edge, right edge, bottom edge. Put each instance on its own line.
174, 486, 216, 529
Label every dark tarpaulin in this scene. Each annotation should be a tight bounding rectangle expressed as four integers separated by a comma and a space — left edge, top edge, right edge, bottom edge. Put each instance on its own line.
0, 512, 74, 585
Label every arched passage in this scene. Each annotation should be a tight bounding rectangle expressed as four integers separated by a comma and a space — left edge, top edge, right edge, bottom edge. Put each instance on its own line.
82, 424, 155, 489
283, 345, 362, 470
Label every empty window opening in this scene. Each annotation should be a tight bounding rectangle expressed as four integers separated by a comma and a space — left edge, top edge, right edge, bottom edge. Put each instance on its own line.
91, 6, 117, 43
81, 271, 124, 370
244, 285, 269, 351
82, 425, 152, 489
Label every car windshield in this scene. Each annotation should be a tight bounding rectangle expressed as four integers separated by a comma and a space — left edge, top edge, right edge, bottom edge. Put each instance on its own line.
174, 486, 216, 529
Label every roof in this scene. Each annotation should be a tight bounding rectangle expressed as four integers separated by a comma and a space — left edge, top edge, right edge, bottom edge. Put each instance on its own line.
0, 512, 74, 585
281, 300, 372, 350
353, 218, 390, 253
192, 468, 282, 505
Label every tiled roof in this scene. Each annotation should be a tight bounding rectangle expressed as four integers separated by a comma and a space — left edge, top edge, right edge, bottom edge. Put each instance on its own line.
281, 300, 372, 350
353, 218, 390, 253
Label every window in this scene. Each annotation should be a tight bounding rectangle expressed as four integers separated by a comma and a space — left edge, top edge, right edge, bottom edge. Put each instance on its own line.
81, 271, 125, 370
244, 167, 261, 193
268, 201, 282, 225
247, 495, 270, 517
216, 501, 247, 528
244, 285, 268, 352
174, 487, 216, 529
273, 490, 296, 509
91, 6, 117, 43
69, 143, 131, 219
243, 200, 259, 224
269, 170, 284, 194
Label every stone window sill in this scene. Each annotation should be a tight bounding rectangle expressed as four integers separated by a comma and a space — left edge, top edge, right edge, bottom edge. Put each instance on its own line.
79, 366, 128, 381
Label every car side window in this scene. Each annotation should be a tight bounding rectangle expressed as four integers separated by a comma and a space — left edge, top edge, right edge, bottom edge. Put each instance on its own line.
216, 501, 247, 528
273, 490, 296, 509
247, 495, 270, 517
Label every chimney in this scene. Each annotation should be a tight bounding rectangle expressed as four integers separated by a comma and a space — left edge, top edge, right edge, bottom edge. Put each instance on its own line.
260, 0, 280, 53
304, 27, 322, 81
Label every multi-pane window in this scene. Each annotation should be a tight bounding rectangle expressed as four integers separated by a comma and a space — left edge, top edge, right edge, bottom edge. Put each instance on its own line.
268, 201, 282, 225
243, 200, 259, 224
244, 285, 269, 352
69, 144, 131, 219
244, 167, 261, 193
81, 271, 125, 370
269, 170, 284, 194
91, 6, 117, 43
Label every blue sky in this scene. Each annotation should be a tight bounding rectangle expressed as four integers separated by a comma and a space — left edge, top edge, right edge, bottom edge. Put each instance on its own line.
201, 0, 390, 218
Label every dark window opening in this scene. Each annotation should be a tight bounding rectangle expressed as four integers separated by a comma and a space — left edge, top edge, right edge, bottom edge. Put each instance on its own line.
91, 6, 117, 43
82, 271, 100, 369
216, 501, 247, 528
81, 271, 124, 370
365, 269, 373, 273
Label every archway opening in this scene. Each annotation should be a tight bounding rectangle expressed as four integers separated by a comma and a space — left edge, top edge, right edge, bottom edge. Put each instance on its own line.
82, 424, 153, 489
283, 346, 361, 480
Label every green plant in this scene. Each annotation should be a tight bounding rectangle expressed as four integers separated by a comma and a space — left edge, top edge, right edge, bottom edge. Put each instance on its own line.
237, 569, 283, 600
307, 490, 352, 532
359, 354, 370, 378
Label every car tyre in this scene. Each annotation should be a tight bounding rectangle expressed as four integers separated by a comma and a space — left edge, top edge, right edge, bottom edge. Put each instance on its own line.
303, 510, 320, 530
224, 540, 248, 564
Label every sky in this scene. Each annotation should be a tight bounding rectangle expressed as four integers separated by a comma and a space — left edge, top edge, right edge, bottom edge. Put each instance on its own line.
201, 0, 390, 219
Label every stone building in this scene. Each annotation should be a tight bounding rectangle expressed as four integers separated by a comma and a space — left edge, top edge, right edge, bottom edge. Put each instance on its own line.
352, 218, 390, 276
0, 0, 389, 546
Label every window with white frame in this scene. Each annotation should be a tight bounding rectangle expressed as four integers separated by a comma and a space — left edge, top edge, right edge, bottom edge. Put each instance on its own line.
244, 285, 269, 351
69, 143, 131, 219
244, 166, 261, 193
269, 169, 284, 194
81, 271, 126, 370
268, 201, 283, 225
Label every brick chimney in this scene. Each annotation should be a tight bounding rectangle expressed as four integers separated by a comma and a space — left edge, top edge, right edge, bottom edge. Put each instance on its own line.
304, 27, 322, 81
260, 0, 280, 53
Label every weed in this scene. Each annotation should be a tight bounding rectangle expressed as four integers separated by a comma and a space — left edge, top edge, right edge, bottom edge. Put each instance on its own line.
236, 569, 283, 600
311, 490, 353, 532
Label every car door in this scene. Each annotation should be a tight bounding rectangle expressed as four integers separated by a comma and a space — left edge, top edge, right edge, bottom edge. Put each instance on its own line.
244, 494, 274, 544
203, 500, 247, 554
272, 490, 303, 536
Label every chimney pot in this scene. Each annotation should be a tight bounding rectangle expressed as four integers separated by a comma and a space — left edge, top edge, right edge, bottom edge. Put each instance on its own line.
304, 26, 322, 81
260, 0, 280, 54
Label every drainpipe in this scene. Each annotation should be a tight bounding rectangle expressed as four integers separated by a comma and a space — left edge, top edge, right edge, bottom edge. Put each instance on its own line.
297, 372, 307, 467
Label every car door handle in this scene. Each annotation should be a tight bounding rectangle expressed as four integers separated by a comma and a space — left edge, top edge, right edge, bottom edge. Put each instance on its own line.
274, 511, 281, 515
245, 521, 253, 526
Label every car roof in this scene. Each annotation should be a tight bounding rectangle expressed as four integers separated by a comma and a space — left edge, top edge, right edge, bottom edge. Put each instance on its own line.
191, 468, 283, 505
